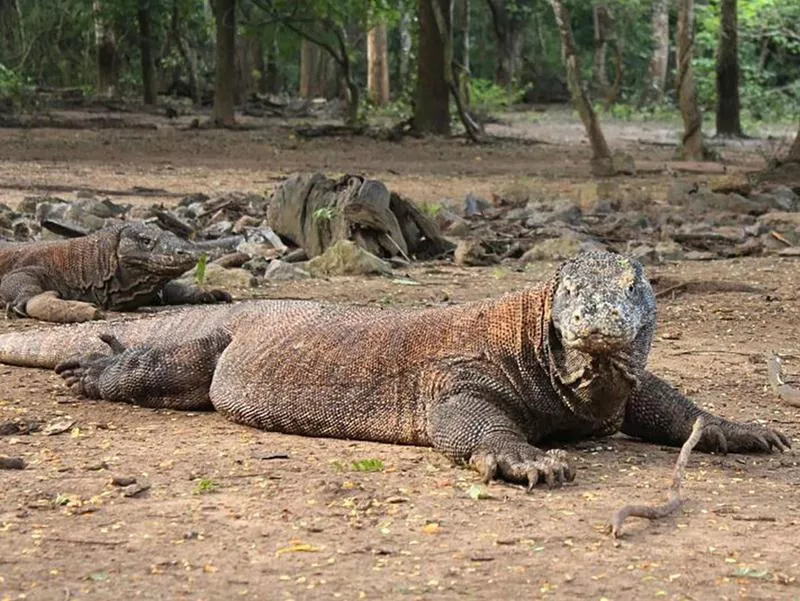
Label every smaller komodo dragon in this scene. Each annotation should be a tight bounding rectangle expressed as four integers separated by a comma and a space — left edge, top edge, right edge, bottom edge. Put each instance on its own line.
0, 221, 232, 322
0, 251, 789, 487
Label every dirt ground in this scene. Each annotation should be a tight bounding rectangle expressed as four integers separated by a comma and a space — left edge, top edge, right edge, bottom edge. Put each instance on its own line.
1, 109, 800, 601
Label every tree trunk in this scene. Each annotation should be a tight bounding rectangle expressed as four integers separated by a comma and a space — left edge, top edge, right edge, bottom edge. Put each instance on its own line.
0, 0, 22, 62
399, 12, 412, 89
788, 124, 800, 163
647, 0, 669, 104
264, 37, 280, 94
367, 23, 390, 105
211, 0, 236, 126
299, 38, 314, 98
593, 5, 609, 91
487, 0, 530, 88
93, 1, 118, 98
172, 0, 200, 104
676, 0, 704, 160
457, 0, 470, 73
548, 0, 614, 174
715, 0, 742, 136
137, 0, 157, 105
414, 0, 450, 134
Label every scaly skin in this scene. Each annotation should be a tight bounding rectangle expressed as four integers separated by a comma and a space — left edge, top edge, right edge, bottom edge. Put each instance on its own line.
0, 251, 790, 488
0, 222, 231, 322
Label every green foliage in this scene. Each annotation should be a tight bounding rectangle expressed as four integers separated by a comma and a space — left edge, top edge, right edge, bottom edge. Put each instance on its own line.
469, 78, 527, 113
193, 477, 219, 494
194, 252, 208, 285
312, 206, 337, 222
0, 64, 30, 110
350, 458, 384, 472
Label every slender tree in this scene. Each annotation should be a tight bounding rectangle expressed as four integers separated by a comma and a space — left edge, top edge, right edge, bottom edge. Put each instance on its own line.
93, 1, 118, 98
788, 124, 800, 163
211, 0, 237, 126
676, 0, 704, 159
367, 23, 390, 105
647, 0, 669, 104
548, 0, 615, 174
137, 0, 157, 105
715, 0, 742, 136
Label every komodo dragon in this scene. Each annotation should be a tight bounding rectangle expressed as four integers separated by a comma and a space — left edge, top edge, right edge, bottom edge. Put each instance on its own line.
0, 251, 789, 487
0, 221, 231, 323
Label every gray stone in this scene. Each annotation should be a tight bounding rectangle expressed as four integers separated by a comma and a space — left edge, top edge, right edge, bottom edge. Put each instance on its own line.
520, 235, 584, 263
305, 240, 392, 277
180, 263, 257, 289
263, 259, 310, 281
236, 242, 281, 260
453, 239, 494, 266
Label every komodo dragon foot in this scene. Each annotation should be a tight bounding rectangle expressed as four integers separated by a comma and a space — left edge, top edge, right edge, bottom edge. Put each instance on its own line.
55, 334, 124, 399
470, 443, 575, 490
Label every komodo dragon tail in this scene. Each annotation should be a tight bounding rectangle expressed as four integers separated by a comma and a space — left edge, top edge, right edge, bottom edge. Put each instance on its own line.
0, 302, 273, 369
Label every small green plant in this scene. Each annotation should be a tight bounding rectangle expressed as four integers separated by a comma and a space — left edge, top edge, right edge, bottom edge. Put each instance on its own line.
419, 202, 443, 219
194, 253, 208, 286
491, 267, 509, 280
312, 207, 338, 222
193, 477, 219, 494
469, 78, 527, 114
351, 458, 384, 472
54, 493, 71, 506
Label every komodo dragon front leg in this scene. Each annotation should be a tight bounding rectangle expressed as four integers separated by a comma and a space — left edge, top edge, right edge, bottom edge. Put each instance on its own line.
427, 377, 575, 489
622, 372, 791, 453
160, 281, 233, 306
1, 268, 100, 323
55, 332, 231, 410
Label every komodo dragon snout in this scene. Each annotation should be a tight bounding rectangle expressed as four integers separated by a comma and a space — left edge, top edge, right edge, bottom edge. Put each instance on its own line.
117, 223, 199, 276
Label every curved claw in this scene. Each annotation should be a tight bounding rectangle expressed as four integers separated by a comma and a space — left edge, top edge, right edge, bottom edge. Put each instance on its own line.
98, 333, 126, 355
471, 444, 575, 490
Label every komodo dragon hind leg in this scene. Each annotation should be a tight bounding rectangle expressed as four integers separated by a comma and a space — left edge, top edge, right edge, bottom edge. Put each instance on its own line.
55, 331, 232, 410
161, 281, 233, 306
428, 392, 575, 490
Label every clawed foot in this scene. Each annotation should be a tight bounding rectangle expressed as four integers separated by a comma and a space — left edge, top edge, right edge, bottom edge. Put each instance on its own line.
470, 444, 575, 490
195, 288, 233, 304
697, 420, 790, 454
54, 334, 126, 398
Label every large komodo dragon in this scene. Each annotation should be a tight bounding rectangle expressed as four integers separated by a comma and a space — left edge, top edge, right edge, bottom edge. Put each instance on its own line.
0, 221, 232, 322
0, 251, 789, 487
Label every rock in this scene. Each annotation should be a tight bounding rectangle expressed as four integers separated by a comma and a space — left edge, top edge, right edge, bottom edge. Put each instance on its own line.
628, 244, 658, 265
577, 183, 621, 213
769, 185, 799, 209
684, 250, 717, 261
305, 240, 392, 277
180, 263, 257, 289
263, 259, 310, 281
758, 212, 800, 227
236, 242, 281, 260
612, 151, 636, 175
590, 156, 616, 177
0, 456, 25, 470
524, 201, 582, 227
754, 185, 799, 212
202, 220, 234, 238
245, 226, 289, 254
710, 173, 752, 195
654, 240, 685, 261
242, 257, 269, 276
437, 210, 470, 236
667, 181, 699, 206
670, 187, 763, 215
233, 215, 261, 233
464, 193, 491, 217
12, 217, 40, 240
453, 239, 494, 267
520, 235, 584, 263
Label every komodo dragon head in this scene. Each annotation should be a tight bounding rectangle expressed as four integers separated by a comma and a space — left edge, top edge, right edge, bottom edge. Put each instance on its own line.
548, 251, 657, 419
116, 222, 199, 276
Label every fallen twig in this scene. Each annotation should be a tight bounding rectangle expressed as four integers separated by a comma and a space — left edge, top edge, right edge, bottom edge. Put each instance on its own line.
609, 417, 705, 538
767, 352, 800, 408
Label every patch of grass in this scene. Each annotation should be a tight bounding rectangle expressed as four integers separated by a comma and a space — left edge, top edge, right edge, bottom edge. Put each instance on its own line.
54, 493, 71, 506
194, 252, 208, 285
419, 201, 444, 219
312, 207, 338, 222
351, 458, 384, 472
193, 477, 219, 494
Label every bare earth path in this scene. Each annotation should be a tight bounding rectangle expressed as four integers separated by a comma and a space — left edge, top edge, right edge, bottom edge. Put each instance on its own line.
1, 111, 799, 600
